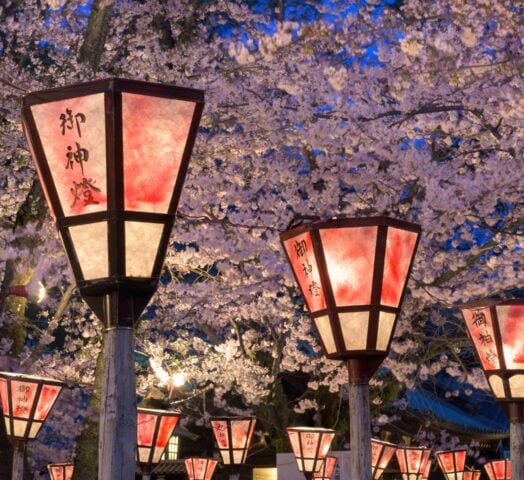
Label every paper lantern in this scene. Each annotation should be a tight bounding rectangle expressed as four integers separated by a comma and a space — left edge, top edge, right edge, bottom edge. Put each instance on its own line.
371, 438, 397, 479
313, 456, 337, 479
0, 372, 63, 441
184, 457, 218, 480
137, 408, 180, 465
464, 468, 481, 480
47, 463, 74, 480
436, 449, 467, 480
210, 416, 256, 465
395, 446, 431, 480
484, 460, 511, 480
287, 427, 335, 476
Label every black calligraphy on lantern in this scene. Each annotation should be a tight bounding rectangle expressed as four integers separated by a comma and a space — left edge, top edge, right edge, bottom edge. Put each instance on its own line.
302, 258, 313, 278
60, 109, 86, 137
485, 350, 497, 365
308, 280, 321, 297
472, 310, 487, 328
71, 178, 101, 208
15, 384, 31, 415
294, 239, 308, 258
65, 142, 89, 175
478, 333, 494, 346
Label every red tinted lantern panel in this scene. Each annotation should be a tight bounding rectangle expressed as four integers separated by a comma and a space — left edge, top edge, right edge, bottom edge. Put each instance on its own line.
47, 463, 74, 480
137, 408, 180, 465
484, 459, 511, 480
464, 470, 481, 480
371, 439, 396, 479
396, 446, 430, 479
185, 457, 217, 480
436, 450, 466, 480
498, 304, 524, 369
211, 417, 256, 465
313, 456, 337, 479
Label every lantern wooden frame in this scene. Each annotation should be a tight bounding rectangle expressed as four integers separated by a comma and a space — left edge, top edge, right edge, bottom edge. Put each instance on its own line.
0, 371, 63, 443
484, 459, 511, 480
287, 427, 335, 479
22, 78, 205, 328
371, 438, 397, 479
395, 446, 431, 480
436, 449, 467, 480
210, 416, 256, 465
184, 457, 218, 480
47, 463, 74, 480
137, 408, 181, 468
313, 456, 337, 479
280, 217, 421, 382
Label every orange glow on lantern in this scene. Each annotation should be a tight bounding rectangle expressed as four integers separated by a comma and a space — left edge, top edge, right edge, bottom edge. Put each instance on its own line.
464, 468, 481, 480
210, 416, 256, 465
371, 438, 396, 479
47, 463, 74, 480
184, 457, 218, 480
0, 372, 63, 442
137, 408, 180, 466
484, 460, 511, 480
436, 449, 467, 480
395, 446, 431, 480
287, 427, 335, 475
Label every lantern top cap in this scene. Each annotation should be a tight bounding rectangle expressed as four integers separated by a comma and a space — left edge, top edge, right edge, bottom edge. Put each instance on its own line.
23, 77, 204, 108
47, 463, 74, 466
137, 407, 181, 416
287, 427, 335, 433
460, 298, 523, 311
397, 445, 429, 451
371, 438, 397, 447
435, 449, 467, 455
0, 371, 64, 386
280, 216, 421, 239
210, 416, 256, 421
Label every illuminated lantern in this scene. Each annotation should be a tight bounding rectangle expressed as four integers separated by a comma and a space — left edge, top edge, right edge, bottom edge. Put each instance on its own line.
313, 456, 337, 479
371, 439, 397, 479
436, 449, 467, 480
184, 457, 218, 480
137, 408, 180, 469
421, 459, 432, 480
484, 459, 511, 480
210, 416, 256, 465
281, 217, 420, 480
287, 427, 335, 480
22, 78, 204, 480
0, 372, 63, 441
464, 468, 481, 480
47, 463, 74, 480
395, 446, 431, 480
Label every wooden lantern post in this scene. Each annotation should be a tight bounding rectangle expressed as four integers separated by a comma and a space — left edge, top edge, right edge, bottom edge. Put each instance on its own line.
22, 78, 204, 479
0, 372, 63, 480
280, 217, 421, 480
287, 427, 335, 480
461, 299, 524, 479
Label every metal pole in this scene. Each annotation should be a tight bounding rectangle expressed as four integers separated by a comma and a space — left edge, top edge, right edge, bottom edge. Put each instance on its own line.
98, 326, 136, 480
347, 360, 372, 480
11, 442, 24, 480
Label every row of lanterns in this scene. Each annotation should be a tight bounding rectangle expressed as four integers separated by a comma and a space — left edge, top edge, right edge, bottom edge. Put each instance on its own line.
288, 428, 511, 480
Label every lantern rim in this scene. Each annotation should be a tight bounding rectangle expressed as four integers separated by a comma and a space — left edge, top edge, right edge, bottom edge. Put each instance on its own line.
280, 216, 421, 241
0, 371, 64, 386
287, 426, 336, 433
371, 437, 397, 448
23, 77, 204, 108
137, 407, 181, 417
435, 448, 467, 455
210, 415, 256, 421
47, 463, 74, 467
460, 298, 523, 310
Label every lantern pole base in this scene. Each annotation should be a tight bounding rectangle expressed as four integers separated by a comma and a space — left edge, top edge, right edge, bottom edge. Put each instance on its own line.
11, 441, 24, 480
347, 361, 373, 480
510, 419, 524, 480
98, 326, 136, 480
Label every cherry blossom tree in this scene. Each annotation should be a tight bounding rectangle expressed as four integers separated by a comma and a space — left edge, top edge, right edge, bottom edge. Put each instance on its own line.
0, 0, 522, 477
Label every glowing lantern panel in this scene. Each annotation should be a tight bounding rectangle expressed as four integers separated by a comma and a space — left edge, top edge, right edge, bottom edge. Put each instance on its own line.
211, 417, 256, 465
464, 469, 481, 480
313, 456, 337, 479
371, 439, 397, 479
0, 372, 63, 441
421, 459, 432, 480
287, 427, 335, 473
137, 408, 180, 465
484, 460, 511, 480
280, 218, 420, 362
396, 446, 431, 480
461, 300, 524, 400
185, 457, 218, 480
22, 78, 205, 302
47, 463, 74, 480
436, 449, 467, 480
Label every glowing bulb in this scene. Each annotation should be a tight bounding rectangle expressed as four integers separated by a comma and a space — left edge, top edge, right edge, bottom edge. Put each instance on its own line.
37, 282, 46, 303
171, 372, 186, 387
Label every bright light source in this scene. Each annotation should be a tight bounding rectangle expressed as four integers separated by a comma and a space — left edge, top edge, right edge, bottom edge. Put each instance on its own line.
37, 282, 46, 303
171, 372, 186, 387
